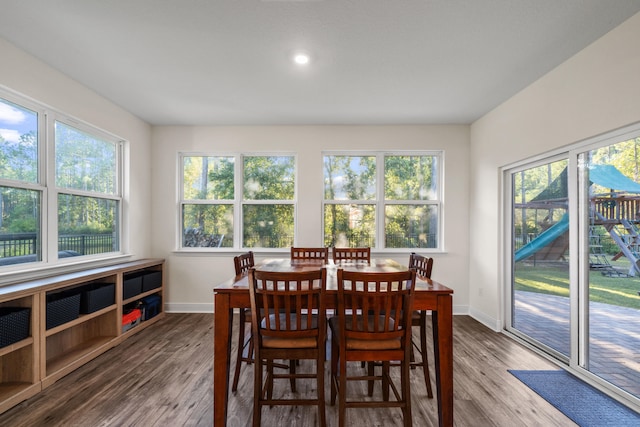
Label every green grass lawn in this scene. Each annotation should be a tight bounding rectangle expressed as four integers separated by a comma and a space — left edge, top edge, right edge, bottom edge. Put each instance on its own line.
514, 264, 640, 310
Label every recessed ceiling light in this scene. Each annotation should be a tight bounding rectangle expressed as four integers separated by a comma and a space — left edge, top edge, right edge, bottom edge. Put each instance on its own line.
292, 52, 310, 65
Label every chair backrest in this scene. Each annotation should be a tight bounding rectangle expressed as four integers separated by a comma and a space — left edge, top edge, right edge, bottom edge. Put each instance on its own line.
335, 269, 416, 344
234, 251, 255, 275
290, 247, 329, 262
332, 247, 371, 263
248, 268, 327, 345
408, 252, 433, 279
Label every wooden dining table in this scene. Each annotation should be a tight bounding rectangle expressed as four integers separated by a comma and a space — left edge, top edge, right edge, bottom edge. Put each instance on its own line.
213, 258, 454, 427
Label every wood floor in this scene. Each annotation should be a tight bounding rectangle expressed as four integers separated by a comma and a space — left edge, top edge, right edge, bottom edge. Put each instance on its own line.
0, 313, 577, 426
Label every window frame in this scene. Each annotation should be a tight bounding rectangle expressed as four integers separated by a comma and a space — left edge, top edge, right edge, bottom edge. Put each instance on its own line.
178, 152, 297, 251
322, 150, 444, 252
0, 87, 125, 272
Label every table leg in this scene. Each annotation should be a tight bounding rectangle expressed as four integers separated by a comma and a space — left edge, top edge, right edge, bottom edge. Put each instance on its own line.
433, 294, 453, 427
214, 293, 233, 427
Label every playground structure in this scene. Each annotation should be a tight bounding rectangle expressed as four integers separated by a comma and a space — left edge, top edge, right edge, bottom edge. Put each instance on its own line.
515, 164, 640, 277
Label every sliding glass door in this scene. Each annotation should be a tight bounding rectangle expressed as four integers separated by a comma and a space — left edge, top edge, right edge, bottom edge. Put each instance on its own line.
508, 157, 571, 360
505, 131, 640, 406
579, 139, 640, 399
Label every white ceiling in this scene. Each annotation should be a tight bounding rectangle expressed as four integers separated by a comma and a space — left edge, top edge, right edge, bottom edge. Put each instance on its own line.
1, 1, 640, 126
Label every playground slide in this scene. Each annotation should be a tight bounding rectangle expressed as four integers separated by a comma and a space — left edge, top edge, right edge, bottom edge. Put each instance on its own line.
515, 213, 569, 262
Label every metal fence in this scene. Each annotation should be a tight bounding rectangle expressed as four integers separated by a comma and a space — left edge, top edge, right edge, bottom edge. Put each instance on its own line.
0, 233, 115, 258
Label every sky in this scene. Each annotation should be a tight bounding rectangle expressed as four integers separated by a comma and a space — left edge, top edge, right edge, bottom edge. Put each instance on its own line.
0, 99, 37, 143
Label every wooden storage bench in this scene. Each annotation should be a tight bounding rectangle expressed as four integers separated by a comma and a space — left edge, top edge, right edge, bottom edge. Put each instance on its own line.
0, 258, 165, 413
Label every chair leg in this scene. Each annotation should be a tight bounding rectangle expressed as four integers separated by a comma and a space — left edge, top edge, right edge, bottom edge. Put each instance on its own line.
232, 309, 248, 393
289, 359, 297, 392
367, 362, 375, 396
253, 355, 262, 427
317, 356, 326, 427
330, 339, 338, 405
419, 312, 434, 398
402, 358, 412, 427
382, 362, 390, 402
338, 359, 347, 427
266, 360, 274, 403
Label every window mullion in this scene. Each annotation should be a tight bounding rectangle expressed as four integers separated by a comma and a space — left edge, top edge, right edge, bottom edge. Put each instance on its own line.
236, 154, 242, 249
45, 111, 58, 262
377, 153, 385, 250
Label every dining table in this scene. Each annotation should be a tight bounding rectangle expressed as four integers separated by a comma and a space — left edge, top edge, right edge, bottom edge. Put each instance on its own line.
213, 258, 454, 427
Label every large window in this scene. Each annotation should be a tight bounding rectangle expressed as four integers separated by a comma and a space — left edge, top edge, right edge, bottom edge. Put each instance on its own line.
323, 152, 442, 250
180, 154, 296, 249
0, 91, 123, 268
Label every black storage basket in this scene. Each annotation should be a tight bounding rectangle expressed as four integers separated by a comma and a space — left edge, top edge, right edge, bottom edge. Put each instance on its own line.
46, 291, 81, 330
142, 272, 162, 292
140, 294, 162, 320
0, 307, 31, 348
123, 273, 143, 300
80, 283, 115, 314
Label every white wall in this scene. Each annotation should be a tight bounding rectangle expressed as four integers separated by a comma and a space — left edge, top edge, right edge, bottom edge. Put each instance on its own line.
150, 125, 471, 313
0, 37, 154, 261
469, 12, 640, 329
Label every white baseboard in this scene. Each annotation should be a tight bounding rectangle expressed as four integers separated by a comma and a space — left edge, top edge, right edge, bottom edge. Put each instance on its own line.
453, 304, 468, 316
165, 302, 213, 313
468, 306, 501, 331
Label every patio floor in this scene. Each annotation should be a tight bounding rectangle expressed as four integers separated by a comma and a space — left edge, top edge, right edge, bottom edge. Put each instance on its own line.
513, 290, 640, 398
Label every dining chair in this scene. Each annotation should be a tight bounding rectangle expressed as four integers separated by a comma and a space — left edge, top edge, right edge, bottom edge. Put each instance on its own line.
332, 247, 371, 263
231, 251, 255, 392
248, 267, 327, 427
329, 268, 416, 427
291, 246, 329, 262
407, 252, 434, 398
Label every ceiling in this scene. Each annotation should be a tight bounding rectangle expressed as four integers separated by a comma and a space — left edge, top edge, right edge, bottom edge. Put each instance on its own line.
1, 1, 640, 126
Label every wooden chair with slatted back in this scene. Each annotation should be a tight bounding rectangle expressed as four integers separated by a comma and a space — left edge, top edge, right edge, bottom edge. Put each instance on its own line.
329, 269, 416, 427
231, 251, 255, 392
408, 252, 434, 398
332, 247, 371, 263
290, 247, 329, 262
248, 267, 327, 427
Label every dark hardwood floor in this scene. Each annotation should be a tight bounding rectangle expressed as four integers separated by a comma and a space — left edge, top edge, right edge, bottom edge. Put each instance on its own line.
0, 313, 576, 426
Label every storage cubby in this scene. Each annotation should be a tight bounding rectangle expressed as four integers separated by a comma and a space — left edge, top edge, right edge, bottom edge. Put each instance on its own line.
0, 258, 164, 413
45, 309, 118, 382
0, 294, 40, 414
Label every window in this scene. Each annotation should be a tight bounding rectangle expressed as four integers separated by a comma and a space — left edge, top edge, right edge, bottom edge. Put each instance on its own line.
180, 154, 296, 249
55, 121, 121, 256
0, 91, 123, 268
323, 152, 441, 250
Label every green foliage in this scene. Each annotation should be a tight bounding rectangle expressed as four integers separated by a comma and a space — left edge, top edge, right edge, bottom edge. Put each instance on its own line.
182, 204, 233, 244
57, 194, 116, 234
4, 217, 37, 233
324, 156, 376, 200
54, 122, 116, 194
385, 155, 435, 200
243, 204, 294, 248
0, 187, 39, 233
183, 156, 235, 200
0, 131, 38, 183
244, 156, 295, 200
515, 264, 640, 309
